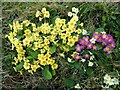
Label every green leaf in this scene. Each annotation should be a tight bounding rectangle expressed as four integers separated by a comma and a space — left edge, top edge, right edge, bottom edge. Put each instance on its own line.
26, 56, 34, 59
42, 66, 52, 80
29, 50, 39, 59
51, 69, 56, 76
64, 79, 75, 88
95, 28, 104, 33
86, 67, 94, 78
15, 61, 24, 71
50, 46, 56, 54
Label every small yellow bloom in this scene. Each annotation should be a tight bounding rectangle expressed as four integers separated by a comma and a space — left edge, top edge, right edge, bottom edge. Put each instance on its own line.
36, 10, 41, 18
28, 70, 33, 74
67, 40, 74, 47
71, 51, 79, 57
40, 60, 47, 66
51, 64, 58, 70
76, 28, 82, 34
41, 8, 46, 14
47, 58, 55, 65
79, 23, 83, 27
31, 65, 37, 72
23, 38, 30, 46
44, 11, 50, 18
23, 20, 30, 26
39, 17, 43, 21
23, 62, 30, 70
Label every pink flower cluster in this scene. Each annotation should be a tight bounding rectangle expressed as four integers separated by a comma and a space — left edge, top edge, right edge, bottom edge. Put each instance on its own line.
74, 32, 115, 61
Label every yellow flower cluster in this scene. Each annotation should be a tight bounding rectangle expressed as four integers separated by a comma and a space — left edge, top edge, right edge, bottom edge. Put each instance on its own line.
7, 7, 83, 74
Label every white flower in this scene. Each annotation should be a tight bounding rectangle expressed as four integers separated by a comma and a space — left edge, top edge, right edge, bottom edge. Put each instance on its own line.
65, 5, 68, 8
101, 31, 106, 34
107, 78, 114, 86
82, 29, 87, 35
104, 74, 111, 80
75, 8, 79, 14
74, 83, 81, 89
90, 55, 94, 60
72, 7, 76, 12
72, 7, 79, 14
68, 12, 73, 17
88, 61, 94, 66
113, 78, 119, 85
81, 58, 86, 62
90, 38, 96, 44
104, 74, 114, 85
88, 51, 93, 55
68, 57, 72, 62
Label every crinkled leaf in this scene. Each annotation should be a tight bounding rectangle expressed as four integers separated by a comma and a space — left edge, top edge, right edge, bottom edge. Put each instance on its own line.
50, 46, 56, 54
42, 66, 52, 80
15, 61, 24, 71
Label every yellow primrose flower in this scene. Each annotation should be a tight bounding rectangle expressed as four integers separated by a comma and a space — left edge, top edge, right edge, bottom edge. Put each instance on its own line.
79, 23, 83, 27
31, 65, 37, 72
40, 60, 47, 66
39, 17, 43, 21
62, 25, 67, 30
16, 48, 25, 55
47, 58, 55, 65
71, 51, 79, 57
17, 54, 23, 61
13, 38, 19, 46
72, 36, 78, 42
62, 39, 66, 44
45, 52, 51, 59
28, 70, 33, 74
51, 63, 58, 70
18, 70, 23, 75
34, 61, 40, 68
75, 28, 82, 34
41, 7, 46, 14
9, 24, 13, 30
23, 62, 30, 70
44, 11, 50, 18
36, 10, 41, 18
38, 54, 46, 61
61, 19, 66, 24
63, 45, 70, 52
23, 38, 30, 46
23, 58, 29, 63
23, 20, 30, 26
67, 40, 74, 47
40, 49, 46, 54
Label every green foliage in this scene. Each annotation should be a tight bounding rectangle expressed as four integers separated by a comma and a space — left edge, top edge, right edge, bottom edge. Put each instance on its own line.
42, 66, 52, 80
50, 45, 57, 54
15, 61, 24, 71
2, 2, 120, 89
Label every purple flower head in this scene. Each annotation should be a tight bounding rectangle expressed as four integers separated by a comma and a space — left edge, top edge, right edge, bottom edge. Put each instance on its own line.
93, 32, 101, 40
93, 32, 99, 36
102, 34, 108, 40
107, 50, 112, 54
86, 42, 93, 49
82, 36, 89, 42
97, 36, 102, 42
78, 39, 86, 46
84, 54, 90, 59
74, 54, 82, 61
102, 40, 108, 46
76, 44, 83, 52
107, 34, 113, 39
109, 43, 115, 48
103, 46, 110, 52
93, 45, 98, 50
